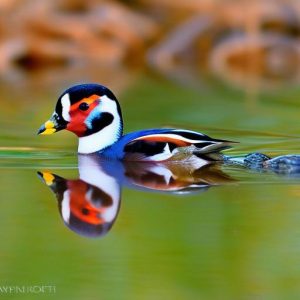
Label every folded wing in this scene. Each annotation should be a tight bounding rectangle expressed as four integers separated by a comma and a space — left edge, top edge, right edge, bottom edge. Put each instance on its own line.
123, 129, 235, 161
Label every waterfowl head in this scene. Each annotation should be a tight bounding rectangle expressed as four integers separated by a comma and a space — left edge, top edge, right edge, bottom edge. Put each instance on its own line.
38, 83, 123, 154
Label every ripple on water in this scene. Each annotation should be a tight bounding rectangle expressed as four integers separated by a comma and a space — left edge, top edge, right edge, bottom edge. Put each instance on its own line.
0, 147, 78, 169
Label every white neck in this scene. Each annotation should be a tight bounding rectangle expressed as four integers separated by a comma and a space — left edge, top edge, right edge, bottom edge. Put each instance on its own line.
78, 96, 122, 154
78, 121, 120, 154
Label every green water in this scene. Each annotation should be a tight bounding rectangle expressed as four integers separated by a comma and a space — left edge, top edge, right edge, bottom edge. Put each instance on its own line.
1, 73, 300, 299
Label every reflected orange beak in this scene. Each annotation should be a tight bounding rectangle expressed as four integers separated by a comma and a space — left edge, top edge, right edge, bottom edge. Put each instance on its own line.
38, 171, 55, 186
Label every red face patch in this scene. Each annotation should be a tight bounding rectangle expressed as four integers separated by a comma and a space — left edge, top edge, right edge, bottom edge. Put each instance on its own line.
66, 94, 100, 137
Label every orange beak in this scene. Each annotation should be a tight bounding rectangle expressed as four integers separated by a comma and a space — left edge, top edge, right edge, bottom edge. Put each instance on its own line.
38, 115, 66, 135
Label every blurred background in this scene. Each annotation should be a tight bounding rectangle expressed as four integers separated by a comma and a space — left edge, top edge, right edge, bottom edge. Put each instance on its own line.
2, 0, 300, 90
2, 0, 300, 151
2, 0, 300, 299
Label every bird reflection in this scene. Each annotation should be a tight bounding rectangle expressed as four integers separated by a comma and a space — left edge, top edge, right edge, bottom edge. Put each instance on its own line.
38, 155, 234, 238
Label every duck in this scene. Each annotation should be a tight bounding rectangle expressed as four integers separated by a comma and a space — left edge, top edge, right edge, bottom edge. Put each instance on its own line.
38, 83, 235, 161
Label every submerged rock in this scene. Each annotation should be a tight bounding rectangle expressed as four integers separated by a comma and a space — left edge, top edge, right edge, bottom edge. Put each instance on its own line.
265, 155, 300, 174
243, 152, 300, 175
244, 152, 271, 169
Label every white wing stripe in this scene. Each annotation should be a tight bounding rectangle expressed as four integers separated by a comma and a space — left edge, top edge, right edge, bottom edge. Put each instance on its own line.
133, 133, 216, 144
172, 129, 205, 136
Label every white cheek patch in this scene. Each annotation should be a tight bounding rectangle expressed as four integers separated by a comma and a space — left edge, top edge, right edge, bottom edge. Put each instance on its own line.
78, 95, 122, 154
100, 95, 120, 116
83, 95, 114, 129
61, 93, 71, 122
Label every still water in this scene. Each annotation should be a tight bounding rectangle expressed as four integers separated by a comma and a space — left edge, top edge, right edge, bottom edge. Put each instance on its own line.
1, 73, 300, 299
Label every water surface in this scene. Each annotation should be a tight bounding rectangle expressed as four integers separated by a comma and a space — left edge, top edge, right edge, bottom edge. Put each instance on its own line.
1, 74, 300, 299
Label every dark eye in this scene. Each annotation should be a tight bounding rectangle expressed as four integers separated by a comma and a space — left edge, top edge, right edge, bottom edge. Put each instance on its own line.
79, 102, 89, 111
82, 208, 89, 215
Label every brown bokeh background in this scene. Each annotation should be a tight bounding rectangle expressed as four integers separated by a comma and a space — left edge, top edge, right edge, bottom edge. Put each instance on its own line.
1, 0, 300, 92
